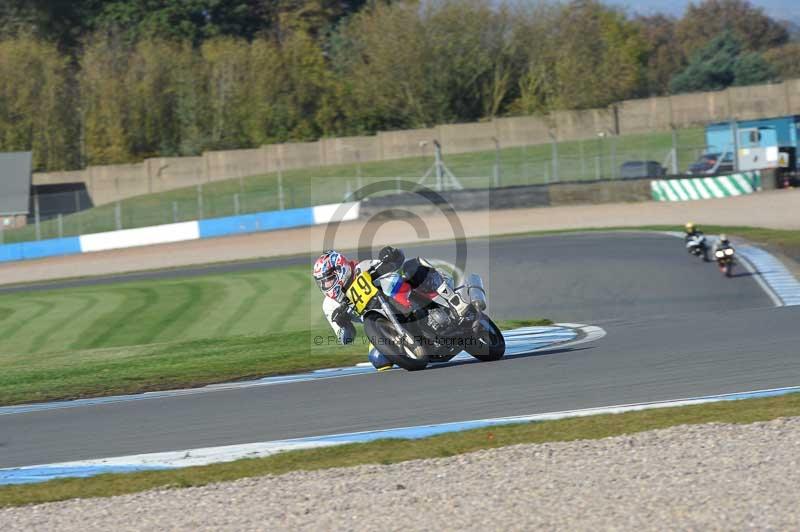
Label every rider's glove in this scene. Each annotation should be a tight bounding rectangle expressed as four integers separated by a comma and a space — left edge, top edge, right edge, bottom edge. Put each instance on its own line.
379, 246, 405, 271
331, 305, 349, 327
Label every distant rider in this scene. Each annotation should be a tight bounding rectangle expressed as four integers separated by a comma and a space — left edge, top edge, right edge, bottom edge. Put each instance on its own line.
312, 246, 442, 370
684, 222, 704, 243
684, 222, 709, 261
712, 233, 734, 256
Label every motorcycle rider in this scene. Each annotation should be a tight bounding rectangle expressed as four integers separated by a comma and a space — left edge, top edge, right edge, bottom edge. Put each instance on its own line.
684, 222, 703, 241
712, 233, 734, 256
312, 246, 442, 371
684, 222, 709, 261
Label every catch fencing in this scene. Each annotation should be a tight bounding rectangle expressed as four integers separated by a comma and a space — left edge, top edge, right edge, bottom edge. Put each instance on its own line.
4, 127, 709, 245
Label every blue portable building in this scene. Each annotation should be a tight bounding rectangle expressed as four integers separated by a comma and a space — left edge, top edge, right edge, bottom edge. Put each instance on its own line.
704, 115, 800, 172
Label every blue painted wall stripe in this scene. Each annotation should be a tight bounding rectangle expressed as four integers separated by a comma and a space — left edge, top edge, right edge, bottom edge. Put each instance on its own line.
0, 237, 82, 263
21, 237, 83, 260
0, 242, 24, 262
197, 207, 314, 239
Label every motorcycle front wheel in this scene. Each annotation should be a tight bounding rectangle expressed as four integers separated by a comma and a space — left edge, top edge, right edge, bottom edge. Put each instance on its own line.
465, 314, 506, 362
363, 314, 429, 371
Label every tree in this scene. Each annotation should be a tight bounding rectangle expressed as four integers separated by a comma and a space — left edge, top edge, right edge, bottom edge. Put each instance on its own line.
676, 0, 789, 57
125, 39, 199, 157
0, 35, 78, 170
763, 43, 800, 80
93, 1, 270, 45
513, 0, 646, 113
732, 52, 776, 86
201, 37, 251, 150
79, 32, 135, 165
635, 15, 686, 95
0, 1, 103, 49
423, 0, 522, 120
669, 31, 776, 93
332, 2, 436, 131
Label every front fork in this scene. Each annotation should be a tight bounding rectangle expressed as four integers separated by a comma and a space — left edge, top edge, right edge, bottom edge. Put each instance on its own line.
376, 294, 423, 357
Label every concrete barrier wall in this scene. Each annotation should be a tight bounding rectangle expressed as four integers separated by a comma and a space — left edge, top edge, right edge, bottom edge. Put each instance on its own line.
552, 109, 615, 140
204, 149, 265, 183
617, 96, 673, 133
787, 79, 800, 114
548, 179, 652, 206
359, 178, 653, 217
378, 128, 439, 160
32, 78, 800, 206
727, 83, 791, 120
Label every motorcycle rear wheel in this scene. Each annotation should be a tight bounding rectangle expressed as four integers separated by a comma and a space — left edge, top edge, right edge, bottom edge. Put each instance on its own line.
465, 314, 506, 362
363, 314, 429, 371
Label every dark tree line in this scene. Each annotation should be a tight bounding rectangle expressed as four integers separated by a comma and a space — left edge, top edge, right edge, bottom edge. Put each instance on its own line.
0, 0, 797, 171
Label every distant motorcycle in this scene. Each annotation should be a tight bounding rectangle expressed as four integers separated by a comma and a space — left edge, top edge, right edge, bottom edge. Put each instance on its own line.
714, 246, 736, 277
686, 234, 710, 262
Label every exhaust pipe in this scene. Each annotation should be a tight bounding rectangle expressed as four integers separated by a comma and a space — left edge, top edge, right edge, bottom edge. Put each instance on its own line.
465, 273, 487, 311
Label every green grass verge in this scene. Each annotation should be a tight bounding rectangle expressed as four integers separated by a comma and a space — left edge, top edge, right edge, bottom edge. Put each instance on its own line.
0, 329, 365, 406
2, 391, 798, 509
0, 256, 551, 405
3, 127, 704, 243
0, 318, 552, 407
0, 263, 339, 405
0, 265, 324, 357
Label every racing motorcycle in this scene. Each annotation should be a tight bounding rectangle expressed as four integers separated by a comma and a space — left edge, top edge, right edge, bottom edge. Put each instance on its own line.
686, 234, 710, 262
714, 246, 736, 277
346, 259, 506, 371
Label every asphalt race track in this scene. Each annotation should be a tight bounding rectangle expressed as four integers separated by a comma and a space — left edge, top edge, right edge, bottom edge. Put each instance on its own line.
2, 232, 798, 469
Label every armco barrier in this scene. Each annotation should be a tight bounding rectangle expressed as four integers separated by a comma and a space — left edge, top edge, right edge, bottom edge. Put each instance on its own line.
650, 171, 761, 202
0, 202, 360, 264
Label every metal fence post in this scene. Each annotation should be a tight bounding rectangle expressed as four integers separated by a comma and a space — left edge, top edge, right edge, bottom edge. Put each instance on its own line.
671, 126, 679, 174
34, 193, 41, 240
277, 166, 285, 210
492, 137, 501, 188
579, 140, 586, 180
172, 201, 179, 223
115, 201, 122, 230
57, 214, 63, 238
74, 190, 81, 212
549, 133, 559, 182
610, 135, 618, 179
595, 155, 601, 180
234, 193, 240, 215
197, 184, 204, 219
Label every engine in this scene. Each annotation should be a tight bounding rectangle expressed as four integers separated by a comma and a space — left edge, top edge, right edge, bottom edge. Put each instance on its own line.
427, 307, 452, 332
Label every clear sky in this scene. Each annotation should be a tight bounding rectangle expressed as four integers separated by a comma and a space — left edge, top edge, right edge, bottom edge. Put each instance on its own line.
603, 0, 800, 21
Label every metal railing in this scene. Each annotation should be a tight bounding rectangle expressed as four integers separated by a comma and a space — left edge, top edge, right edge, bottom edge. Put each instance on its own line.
1, 131, 710, 245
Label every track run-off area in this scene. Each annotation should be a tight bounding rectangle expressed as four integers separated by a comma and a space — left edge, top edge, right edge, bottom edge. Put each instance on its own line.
1, 231, 799, 479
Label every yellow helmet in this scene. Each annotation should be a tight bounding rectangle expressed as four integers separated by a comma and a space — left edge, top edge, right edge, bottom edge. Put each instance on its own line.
685, 222, 695, 233
719, 233, 729, 243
